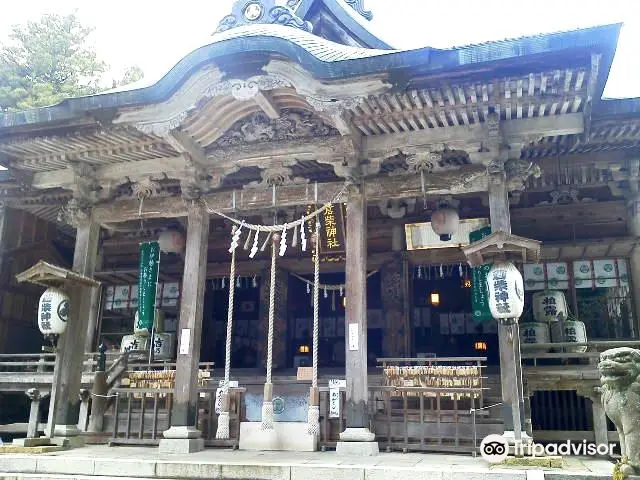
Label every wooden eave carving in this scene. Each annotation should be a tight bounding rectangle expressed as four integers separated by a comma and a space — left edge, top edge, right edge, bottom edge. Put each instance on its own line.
16, 260, 101, 288
462, 231, 541, 267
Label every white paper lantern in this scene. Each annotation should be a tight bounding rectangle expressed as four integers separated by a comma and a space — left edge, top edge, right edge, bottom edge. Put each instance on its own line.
532, 290, 568, 323
520, 322, 550, 353
134, 309, 165, 336
120, 334, 149, 354
550, 321, 588, 353
431, 207, 459, 241
487, 262, 524, 320
37, 288, 70, 335
158, 229, 185, 254
152, 333, 175, 360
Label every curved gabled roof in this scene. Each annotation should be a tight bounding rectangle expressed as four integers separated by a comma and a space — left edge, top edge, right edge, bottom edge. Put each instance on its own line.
298, 0, 393, 50
0, 21, 621, 131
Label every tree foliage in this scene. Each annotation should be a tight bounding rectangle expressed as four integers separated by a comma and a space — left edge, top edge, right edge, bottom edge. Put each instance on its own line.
0, 13, 107, 112
114, 65, 144, 88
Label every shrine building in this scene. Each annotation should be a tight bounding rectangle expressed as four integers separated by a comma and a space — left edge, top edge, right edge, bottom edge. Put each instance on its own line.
0, 0, 638, 455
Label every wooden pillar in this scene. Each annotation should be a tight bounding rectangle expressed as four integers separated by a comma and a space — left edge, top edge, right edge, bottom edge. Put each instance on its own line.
84, 242, 104, 353
160, 203, 209, 453
627, 196, 640, 336
47, 219, 100, 439
0, 206, 8, 353
338, 183, 377, 452
382, 254, 409, 358
488, 171, 526, 439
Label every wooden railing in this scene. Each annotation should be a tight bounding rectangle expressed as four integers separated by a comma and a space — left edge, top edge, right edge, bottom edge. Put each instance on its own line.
109, 386, 245, 448
369, 385, 490, 453
0, 351, 126, 375
372, 357, 490, 453
318, 387, 346, 450
521, 340, 640, 366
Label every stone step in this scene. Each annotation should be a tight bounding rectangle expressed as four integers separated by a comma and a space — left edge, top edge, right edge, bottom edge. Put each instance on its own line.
0, 449, 615, 480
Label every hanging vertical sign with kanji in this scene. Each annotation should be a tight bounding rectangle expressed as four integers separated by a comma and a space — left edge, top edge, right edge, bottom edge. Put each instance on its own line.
307, 203, 346, 263
469, 226, 493, 323
137, 241, 160, 333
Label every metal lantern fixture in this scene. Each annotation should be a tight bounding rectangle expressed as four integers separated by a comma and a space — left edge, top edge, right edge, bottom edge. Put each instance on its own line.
158, 229, 185, 254
486, 262, 524, 320
37, 287, 70, 336
431, 203, 459, 241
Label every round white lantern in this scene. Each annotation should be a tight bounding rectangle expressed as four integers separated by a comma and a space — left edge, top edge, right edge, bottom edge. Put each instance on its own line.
158, 229, 185, 254
487, 262, 525, 320
550, 320, 587, 353
431, 207, 459, 241
120, 334, 149, 354
37, 288, 70, 336
520, 322, 550, 353
152, 333, 175, 360
532, 291, 568, 323
134, 309, 165, 336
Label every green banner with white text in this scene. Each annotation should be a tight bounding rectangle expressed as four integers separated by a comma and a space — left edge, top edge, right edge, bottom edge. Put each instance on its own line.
470, 226, 493, 323
137, 241, 160, 333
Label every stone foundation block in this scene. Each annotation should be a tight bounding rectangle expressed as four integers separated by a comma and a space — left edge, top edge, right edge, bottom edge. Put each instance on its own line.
158, 437, 205, 454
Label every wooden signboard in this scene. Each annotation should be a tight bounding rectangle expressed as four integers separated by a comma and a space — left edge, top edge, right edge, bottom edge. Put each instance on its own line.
307, 203, 346, 263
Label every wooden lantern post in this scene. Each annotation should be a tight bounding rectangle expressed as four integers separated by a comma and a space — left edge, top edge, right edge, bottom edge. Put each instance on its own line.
15, 260, 100, 447
462, 232, 541, 445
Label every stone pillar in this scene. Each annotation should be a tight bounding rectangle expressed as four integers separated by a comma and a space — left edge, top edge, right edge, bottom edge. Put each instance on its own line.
46, 219, 100, 442
159, 203, 209, 454
579, 388, 609, 452
627, 195, 640, 335
488, 170, 527, 441
337, 184, 378, 455
25, 388, 42, 439
77, 389, 91, 432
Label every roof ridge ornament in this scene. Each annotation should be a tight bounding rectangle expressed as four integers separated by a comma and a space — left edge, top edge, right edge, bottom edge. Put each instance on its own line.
343, 0, 373, 21
216, 1, 312, 34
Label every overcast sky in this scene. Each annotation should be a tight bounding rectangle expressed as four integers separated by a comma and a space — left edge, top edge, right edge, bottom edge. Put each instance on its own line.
1, 0, 639, 98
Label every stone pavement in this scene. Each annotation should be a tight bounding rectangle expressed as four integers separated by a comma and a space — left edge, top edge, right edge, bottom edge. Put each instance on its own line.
0, 445, 616, 479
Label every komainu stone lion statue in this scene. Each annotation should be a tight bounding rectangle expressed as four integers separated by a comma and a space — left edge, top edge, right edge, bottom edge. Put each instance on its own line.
599, 347, 640, 476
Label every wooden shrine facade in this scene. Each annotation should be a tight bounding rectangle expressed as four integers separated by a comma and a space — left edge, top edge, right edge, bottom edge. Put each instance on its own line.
0, 0, 639, 449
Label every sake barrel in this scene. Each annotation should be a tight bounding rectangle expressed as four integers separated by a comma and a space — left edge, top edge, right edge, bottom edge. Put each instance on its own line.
120, 334, 149, 354
134, 309, 165, 336
152, 333, 175, 360
520, 322, 551, 353
532, 290, 568, 323
37, 287, 70, 335
550, 320, 587, 353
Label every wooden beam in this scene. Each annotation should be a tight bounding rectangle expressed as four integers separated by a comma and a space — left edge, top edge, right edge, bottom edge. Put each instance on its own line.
501, 113, 584, 139
92, 165, 487, 223
253, 91, 280, 120
167, 130, 206, 165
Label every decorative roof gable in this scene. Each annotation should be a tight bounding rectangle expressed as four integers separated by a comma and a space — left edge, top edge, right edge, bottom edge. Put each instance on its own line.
216, 0, 312, 34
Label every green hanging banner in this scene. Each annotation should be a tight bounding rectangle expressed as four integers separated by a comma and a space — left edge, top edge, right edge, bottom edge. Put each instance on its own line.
470, 226, 493, 323
137, 241, 160, 333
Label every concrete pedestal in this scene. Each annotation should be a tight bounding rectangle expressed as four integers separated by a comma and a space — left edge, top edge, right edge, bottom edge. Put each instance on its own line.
336, 428, 378, 456
158, 426, 205, 454
239, 422, 317, 451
